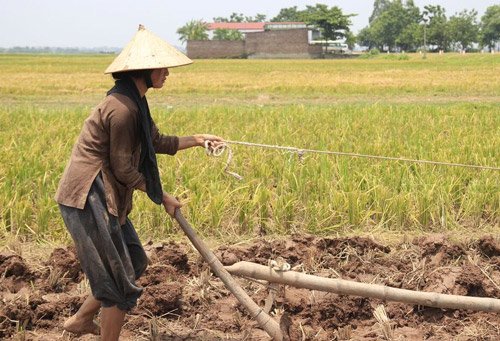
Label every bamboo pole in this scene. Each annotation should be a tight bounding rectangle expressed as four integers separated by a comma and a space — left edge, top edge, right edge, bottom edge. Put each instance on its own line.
174, 210, 283, 340
225, 261, 500, 313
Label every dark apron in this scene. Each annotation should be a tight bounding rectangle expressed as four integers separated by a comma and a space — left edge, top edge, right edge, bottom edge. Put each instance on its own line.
59, 174, 147, 311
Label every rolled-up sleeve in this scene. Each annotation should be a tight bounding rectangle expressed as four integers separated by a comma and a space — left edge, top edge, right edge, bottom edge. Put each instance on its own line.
108, 107, 145, 189
151, 120, 179, 155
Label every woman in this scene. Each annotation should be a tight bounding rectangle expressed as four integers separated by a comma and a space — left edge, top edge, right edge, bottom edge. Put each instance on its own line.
55, 25, 224, 340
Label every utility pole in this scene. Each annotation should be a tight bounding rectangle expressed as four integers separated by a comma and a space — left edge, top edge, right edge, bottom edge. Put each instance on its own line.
422, 12, 428, 60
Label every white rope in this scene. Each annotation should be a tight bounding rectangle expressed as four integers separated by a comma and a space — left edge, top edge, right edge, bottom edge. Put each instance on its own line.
225, 140, 500, 172
204, 140, 243, 180
204, 139, 499, 180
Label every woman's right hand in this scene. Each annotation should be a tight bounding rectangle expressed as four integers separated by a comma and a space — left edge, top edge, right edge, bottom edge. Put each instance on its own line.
162, 192, 182, 217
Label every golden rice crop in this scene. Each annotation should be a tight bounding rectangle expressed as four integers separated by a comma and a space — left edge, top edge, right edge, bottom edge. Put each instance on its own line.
0, 53, 498, 243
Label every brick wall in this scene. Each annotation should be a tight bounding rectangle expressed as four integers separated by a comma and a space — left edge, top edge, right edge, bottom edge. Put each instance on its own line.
308, 44, 323, 56
187, 40, 245, 59
186, 28, 322, 59
246, 29, 310, 56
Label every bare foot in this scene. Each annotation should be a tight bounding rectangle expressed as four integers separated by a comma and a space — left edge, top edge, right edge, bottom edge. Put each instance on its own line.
63, 314, 100, 336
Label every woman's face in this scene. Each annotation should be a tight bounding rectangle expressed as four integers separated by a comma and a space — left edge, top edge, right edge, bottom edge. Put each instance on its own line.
150, 68, 169, 88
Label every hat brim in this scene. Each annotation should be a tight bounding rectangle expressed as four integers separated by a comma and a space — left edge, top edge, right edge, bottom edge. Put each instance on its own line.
105, 25, 193, 74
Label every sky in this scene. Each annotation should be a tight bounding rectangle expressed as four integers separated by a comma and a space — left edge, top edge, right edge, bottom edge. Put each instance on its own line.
0, 0, 497, 48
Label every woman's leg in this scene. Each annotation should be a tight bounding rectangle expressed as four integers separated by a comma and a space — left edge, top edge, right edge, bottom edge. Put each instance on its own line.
63, 294, 101, 335
100, 306, 126, 341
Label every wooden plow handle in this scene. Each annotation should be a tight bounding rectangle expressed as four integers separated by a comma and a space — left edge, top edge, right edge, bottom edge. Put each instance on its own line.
174, 209, 283, 341
225, 261, 500, 313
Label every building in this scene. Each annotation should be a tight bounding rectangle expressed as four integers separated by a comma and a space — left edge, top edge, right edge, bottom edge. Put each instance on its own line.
187, 22, 323, 59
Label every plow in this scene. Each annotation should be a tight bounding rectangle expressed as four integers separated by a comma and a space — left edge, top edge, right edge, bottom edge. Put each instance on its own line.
175, 209, 500, 340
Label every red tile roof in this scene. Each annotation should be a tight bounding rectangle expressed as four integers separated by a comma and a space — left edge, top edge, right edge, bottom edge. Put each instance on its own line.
207, 22, 305, 31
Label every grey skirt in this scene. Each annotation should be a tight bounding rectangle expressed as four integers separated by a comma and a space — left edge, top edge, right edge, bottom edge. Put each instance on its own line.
59, 174, 147, 311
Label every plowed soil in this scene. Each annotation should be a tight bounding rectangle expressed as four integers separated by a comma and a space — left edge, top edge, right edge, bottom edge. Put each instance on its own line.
1, 234, 499, 340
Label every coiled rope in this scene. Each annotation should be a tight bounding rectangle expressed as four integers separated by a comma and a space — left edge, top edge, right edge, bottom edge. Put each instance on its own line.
204, 140, 243, 180
204, 140, 500, 180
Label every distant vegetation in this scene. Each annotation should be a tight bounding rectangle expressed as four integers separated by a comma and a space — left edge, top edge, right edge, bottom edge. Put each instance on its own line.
177, 4, 354, 45
359, 1, 499, 52
0, 46, 120, 54
177, 1, 500, 53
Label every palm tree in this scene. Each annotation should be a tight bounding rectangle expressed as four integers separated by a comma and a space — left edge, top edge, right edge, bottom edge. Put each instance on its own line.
177, 20, 209, 43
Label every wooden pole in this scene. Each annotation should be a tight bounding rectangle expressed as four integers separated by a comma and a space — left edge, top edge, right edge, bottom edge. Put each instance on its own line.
174, 210, 283, 340
225, 261, 500, 313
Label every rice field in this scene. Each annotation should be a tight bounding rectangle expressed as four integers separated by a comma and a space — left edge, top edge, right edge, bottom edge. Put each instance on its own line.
0, 53, 498, 243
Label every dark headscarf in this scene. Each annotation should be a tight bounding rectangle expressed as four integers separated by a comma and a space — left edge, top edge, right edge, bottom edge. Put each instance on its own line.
107, 76, 163, 205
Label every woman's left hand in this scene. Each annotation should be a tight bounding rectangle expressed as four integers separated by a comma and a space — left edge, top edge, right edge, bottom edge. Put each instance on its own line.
178, 134, 226, 151
194, 134, 225, 148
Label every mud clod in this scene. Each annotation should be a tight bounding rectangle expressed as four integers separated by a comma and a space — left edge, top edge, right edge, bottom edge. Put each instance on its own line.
154, 242, 191, 273
0, 252, 29, 278
45, 247, 82, 281
477, 235, 500, 258
418, 234, 466, 265
137, 282, 183, 316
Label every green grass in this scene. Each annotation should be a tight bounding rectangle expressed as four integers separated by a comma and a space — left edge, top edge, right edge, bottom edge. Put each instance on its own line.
0, 54, 498, 243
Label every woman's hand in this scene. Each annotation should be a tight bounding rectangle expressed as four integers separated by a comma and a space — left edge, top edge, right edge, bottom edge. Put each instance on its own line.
193, 134, 225, 148
178, 134, 225, 151
162, 192, 182, 217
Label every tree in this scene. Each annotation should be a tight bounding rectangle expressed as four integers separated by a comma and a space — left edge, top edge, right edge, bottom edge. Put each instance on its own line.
423, 5, 449, 51
480, 5, 500, 51
271, 6, 303, 22
251, 14, 267, 22
213, 29, 244, 41
448, 10, 479, 51
396, 22, 422, 52
362, 0, 421, 51
213, 13, 244, 23
176, 20, 209, 43
301, 4, 354, 53
369, 0, 391, 24
229, 13, 245, 22
303, 4, 354, 41
213, 12, 266, 23
357, 27, 378, 49
344, 31, 357, 50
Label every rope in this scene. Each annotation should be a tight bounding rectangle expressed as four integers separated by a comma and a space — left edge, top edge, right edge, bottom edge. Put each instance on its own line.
204, 140, 243, 180
225, 140, 500, 171
204, 140, 500, 179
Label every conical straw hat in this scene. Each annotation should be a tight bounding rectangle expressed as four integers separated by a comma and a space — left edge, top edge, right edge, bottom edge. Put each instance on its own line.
105, 25, 192, 74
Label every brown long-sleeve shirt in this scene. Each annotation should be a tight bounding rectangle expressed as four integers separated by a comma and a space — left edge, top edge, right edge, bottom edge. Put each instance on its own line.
55, 93, 179, 225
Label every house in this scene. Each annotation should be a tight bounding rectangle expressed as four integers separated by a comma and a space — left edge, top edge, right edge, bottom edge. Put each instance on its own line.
187, 22, 323, 59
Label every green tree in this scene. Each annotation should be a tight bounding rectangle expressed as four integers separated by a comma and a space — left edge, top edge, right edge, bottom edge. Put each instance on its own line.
480, 5, 500, 51
213, 12, 266, 23
365, 0, 421, 51
369, 0, 392, 24
396, 22, 422, 51
344, 30, 357, 50
302, 4, 354, 51
249, 14, 267, 22
357, 27, 378, 49
271, 6, 303, 22
213, 29, 244, 41
448, 10, 479, 51
423, 5, 449, 51
176, 20, 209, 43
213, 13, 244, 23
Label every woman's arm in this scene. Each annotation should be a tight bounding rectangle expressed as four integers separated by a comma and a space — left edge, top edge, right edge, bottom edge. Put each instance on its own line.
150, 120, 224, 154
